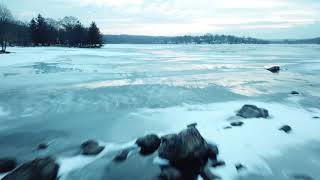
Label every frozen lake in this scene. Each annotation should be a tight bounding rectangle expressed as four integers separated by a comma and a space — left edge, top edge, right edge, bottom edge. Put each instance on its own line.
0, 44, 320, 180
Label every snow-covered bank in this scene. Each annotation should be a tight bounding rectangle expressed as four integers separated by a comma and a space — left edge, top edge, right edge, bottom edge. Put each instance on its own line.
46, 100, 320, 180
131, 100, 320, 179
57, 141, 136, 178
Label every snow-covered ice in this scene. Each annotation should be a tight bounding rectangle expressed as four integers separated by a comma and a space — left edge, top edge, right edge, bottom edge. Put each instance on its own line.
0, 44, 319, 179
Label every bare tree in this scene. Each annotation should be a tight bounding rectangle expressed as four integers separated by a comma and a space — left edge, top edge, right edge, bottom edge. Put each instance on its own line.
60, 16, 79, 29
0, 3, 14, 52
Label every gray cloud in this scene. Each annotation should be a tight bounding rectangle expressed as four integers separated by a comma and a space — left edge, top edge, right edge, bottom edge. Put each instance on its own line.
3, 0, 320, 38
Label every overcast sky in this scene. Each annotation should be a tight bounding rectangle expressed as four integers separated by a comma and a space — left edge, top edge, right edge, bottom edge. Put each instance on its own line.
2, 0, 320, 39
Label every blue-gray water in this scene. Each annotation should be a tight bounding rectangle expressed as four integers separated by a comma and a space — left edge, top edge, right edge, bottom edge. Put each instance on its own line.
0, 45, 320, 180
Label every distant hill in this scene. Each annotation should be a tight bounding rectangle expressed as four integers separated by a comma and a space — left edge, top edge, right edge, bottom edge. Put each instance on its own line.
103, 34, 269, 44
103, 34, 320, 44
271, 37, 320, 44
103, 35, 171, 44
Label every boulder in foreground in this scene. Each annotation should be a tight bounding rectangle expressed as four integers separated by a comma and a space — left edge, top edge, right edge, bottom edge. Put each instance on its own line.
207, 144, 219, 161
200, 167, 221, 180
136, 134, 161, 155
266, 66, 280, 73
237, 105, 269, 118
158, 166, 183, 180
0, 158, 17, 173
81, 140, 105, 156
158, 126, 210, 178
3, 157, 59, 180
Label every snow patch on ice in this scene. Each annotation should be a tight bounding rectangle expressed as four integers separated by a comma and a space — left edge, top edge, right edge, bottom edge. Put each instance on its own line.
57, 141, 136, 178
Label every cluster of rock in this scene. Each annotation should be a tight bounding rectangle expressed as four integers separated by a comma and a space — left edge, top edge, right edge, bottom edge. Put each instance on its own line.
266, 66, 303, 96
120, 124, 222, 180
224, 104, 293, 134
0, 125, 222, 180
2, 157, 59, 180
0, 103, 309, 180
0, 139, 107, 180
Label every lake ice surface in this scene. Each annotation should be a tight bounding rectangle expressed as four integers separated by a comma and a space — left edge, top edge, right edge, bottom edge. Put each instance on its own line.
0, 44, 320, 180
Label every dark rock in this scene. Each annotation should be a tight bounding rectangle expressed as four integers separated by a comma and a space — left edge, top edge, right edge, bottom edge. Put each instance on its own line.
291, 91, 299, 95
136, 134, 161, 155
230, 121, 244, 127
3, 157, 59, 180
279, 125, 292, 133
237, 104, 269, 118
207, 144, 219, 161
266, 66, 280, 73
200, 168, 221, 180
0, 158, 17, 173
159, 134, 182, 162
200, 167, 221, 180
292, 174, 314, 180
211, 160, 225, 168
177, 127, 209, 168
313, 116, 319, 119
158, 166, 183, 180
187, 123, 198, 128
81, 140, 105, 156
37, 143, 48, 150
113, 147, 136, 162
223, 126, 232, 129
158, 127, 209, 177
235, 164, 246, 171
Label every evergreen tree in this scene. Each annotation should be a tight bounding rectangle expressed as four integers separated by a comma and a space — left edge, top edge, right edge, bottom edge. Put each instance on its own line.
2, 7, 105, 49
30, 18, 37, 45
74, 22, 87, 46
36, 14, 48, 45
88, 22, 103, 47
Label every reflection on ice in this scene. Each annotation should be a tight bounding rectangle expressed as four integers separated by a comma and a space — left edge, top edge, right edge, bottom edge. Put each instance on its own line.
74, 70, 316, 96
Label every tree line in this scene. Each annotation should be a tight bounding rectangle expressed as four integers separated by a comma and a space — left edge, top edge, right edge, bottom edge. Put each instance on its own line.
169, 34, 269, 44
0, 3, 103, 53
104, 34, 269, 44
